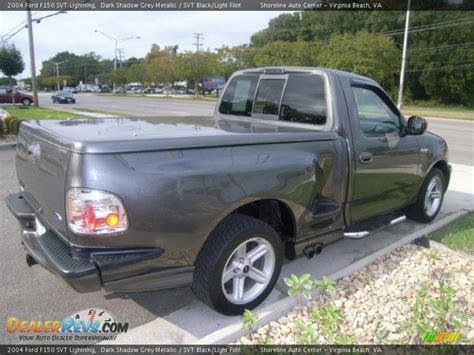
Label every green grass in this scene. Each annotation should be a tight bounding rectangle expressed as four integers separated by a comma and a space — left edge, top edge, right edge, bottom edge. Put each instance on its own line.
402, 105, 474, 121
428, 212, 474, 255
1, 105, 85, 120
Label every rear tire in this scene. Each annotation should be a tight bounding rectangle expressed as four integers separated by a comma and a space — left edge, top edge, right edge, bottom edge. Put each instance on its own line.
192, 214, 283, 315
406, 168, 445, 223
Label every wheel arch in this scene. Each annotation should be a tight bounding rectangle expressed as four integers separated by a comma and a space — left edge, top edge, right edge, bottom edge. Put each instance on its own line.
428, 160, 450, 192
198, 198, 298, 262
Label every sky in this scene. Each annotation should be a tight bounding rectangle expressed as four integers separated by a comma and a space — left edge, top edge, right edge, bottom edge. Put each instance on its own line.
0, 11, 285, 78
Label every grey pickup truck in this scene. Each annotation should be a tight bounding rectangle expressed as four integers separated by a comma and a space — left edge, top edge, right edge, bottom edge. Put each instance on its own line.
7, 67, 450, 315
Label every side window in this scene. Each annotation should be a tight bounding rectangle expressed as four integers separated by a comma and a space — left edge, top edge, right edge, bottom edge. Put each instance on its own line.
253, 79, 285, 116
219, 75, 259, 117
352, 86, 400, 136
0, 88, 7, 94
280, 74, 326, 125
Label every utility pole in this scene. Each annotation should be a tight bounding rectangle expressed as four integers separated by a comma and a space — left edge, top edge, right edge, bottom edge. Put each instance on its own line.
193, 33, 203, 52
26, 3, 39, 107
48, 60, 68, 91
397, 0, 411, 110
83, 63, 88, 86
117, 48, 124, 68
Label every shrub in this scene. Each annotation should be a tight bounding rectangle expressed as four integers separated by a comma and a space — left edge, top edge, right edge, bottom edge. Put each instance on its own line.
3, 115, 13, 133
0, 119, 4, 136
11, 118, 23, 135
5, 117, 23, 135
7, 117, 17, 133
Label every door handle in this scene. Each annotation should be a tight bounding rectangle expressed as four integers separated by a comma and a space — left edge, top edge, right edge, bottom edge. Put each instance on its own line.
359, 152, 373, 164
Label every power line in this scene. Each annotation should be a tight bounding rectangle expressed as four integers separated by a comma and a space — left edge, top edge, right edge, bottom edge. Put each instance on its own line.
408, 42, 474, 53
403, 63, 474, 73
377, 16, 474, 36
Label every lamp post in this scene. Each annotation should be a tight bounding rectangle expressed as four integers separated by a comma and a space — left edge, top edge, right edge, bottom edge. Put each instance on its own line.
94, 30, 140, 92
47, 60, 69, 91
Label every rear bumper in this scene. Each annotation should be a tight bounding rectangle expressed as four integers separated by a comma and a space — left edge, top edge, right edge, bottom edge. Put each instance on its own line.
6, 193, 101, 292
6, 192, 190, 293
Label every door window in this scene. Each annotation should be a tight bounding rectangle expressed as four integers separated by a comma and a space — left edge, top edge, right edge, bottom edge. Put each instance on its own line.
253, 79, 285, 116
352, 86, 400, 136
0, 88, 8, 94
280, 74, 326, 125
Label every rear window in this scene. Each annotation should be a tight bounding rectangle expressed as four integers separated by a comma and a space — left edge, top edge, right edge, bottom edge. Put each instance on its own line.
218, 75, 258, 117
279, 74, 326, 125
253, 79, 286, 116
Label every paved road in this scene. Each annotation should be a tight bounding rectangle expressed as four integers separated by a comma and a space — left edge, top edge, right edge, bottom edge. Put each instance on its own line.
38, 93, 473, 166
39, 93, 216, 117
424, 117, 474, 166
0, 150, 196, 344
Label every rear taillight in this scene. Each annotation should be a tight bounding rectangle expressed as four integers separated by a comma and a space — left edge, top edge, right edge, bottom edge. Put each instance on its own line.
66, 188, 128, 235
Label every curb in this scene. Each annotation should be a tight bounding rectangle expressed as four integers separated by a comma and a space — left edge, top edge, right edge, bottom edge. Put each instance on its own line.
0, 143, 16, 151
194, 209, 469, 345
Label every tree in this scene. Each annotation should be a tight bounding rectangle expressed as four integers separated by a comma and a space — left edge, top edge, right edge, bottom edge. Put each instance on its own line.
107, 68, 128, 87
254, 41, 319, 67
318, 31, 399, 87
215, 45, 256, 79
250, 13, 302, 47
250, 10, 473, 106
38, 75, 73, 91
0, 45, 25, 104
175, 51, 219, 96
144, 44, 179, 87
0, 77, 15, 86
40, 51, 109, 87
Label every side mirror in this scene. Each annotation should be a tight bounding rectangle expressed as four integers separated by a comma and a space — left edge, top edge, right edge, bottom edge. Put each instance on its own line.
406, 116, 427, 135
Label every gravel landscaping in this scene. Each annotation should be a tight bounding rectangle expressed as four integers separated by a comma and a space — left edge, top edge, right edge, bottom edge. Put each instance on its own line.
239, 244, 474, 345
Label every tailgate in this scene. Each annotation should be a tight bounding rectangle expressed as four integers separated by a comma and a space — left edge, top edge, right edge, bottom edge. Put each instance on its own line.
16, 127, 70, 239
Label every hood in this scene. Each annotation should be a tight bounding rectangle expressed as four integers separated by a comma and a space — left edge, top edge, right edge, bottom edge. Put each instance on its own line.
20, 116, 337, 154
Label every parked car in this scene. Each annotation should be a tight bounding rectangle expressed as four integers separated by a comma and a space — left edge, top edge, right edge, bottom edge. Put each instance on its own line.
6, 67, 450, 315
52, 90, 76, 104
63, 87, 78, 94
0, 86, 33, 106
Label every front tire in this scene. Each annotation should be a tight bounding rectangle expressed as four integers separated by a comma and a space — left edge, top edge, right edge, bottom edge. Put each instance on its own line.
22, 98, 32, 106
192, 214, 283, 315
406, 168, 445, 223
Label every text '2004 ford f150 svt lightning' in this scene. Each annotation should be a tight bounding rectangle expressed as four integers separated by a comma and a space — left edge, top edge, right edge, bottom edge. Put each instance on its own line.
6, 67, 450, 315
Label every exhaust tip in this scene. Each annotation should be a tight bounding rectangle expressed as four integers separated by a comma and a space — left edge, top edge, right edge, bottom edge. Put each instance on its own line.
303, 243, 323, 259
26, 254, 37, 267
303, 246, 315, 259
314, 244, 323, 255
